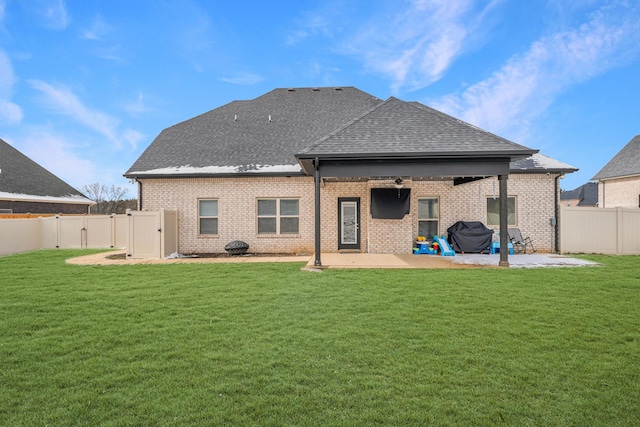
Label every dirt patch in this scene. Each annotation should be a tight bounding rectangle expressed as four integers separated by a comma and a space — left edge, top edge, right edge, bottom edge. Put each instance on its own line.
105, 252, 304, 260
185, 252, 302, 258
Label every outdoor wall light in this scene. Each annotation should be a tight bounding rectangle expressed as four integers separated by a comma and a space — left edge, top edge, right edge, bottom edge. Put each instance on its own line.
394, 178, 404, 197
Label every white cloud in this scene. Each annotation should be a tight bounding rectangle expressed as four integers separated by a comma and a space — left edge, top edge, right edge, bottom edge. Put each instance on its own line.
10, 126, 136, 194
121, 128, 146, 151
0, 50, 23, 124
287, 12, 332, 45
29, 0, 70, 30
80, 15, 124, 62
0, 100, 21, 123
123, 92, 150, 115
80, 15, 111, 40
221, 72, 264, 85
430, 1, 640, 142
18, 129, 97, 190
29, 79, 122, 146
341, 0, 500, 92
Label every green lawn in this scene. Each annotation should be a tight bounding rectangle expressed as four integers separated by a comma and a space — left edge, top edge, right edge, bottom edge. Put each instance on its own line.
1, 250, 639, 426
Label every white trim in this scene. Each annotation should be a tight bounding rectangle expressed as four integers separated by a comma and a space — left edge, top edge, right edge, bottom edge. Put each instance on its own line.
0, 191, 94, 205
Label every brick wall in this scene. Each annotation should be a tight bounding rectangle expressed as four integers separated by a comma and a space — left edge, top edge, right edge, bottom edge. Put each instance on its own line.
140, 176, 317, 255
598, 177, 640, 208
139, 173, 559, 254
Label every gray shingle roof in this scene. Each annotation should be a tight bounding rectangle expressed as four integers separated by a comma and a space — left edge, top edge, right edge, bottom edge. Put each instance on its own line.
125, 87, 382, 176
560, 182, 598, 206
125, 86, 574, 178
0, 138, 91, 203
592, 135, 640, 180
510, 153, 577, 173
299, 97, 536, 158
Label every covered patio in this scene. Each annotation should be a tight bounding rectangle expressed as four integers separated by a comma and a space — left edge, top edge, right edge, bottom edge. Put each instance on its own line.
296, 98, 539, 268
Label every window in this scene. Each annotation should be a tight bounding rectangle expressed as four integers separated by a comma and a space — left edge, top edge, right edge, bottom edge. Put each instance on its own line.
487, 196, 516, 226
198, 199, 218, 235
257, 198, 299, 234
418, 198, 439, 239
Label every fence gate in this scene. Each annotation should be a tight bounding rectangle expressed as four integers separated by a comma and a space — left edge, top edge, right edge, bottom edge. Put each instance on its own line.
0, 210, 177, 259
126, 211, 161, 259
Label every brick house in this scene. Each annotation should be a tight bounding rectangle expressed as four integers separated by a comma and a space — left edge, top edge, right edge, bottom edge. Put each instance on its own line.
125, 87, 576, 264
0, 137, 93, 214
560, 182, 598, 207
592, 135, 640, 208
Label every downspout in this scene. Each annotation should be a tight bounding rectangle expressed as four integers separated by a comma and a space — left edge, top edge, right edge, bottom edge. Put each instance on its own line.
137, 179, 142, 211
314, 158, 322, 267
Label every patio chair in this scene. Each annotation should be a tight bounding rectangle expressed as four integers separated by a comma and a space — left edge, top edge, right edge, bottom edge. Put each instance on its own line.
508, 228, 536, 254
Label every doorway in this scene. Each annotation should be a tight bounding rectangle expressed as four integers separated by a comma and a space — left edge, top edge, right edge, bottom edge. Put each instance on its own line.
338, 198, 360, 250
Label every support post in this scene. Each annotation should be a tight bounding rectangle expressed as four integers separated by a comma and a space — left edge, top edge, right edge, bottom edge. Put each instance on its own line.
499, 174, 509, 267
314, 158, 322, 267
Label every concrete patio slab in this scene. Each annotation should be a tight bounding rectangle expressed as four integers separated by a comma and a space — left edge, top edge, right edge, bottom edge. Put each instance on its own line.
305, 253, 600, 270
449, 253, 600, 268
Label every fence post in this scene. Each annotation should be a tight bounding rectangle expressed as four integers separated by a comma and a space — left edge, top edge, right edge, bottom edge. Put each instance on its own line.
126, 209, 133, 259
158, 208, 165, 259
559, 206, 565, 254
55, 215, 61, 248
616, 207, 623, 255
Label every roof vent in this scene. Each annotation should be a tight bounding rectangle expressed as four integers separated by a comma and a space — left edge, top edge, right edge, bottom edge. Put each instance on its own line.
312, 88, 320, 92
268, 115, 272, 122
287, 88, 295, 92
234, 115, 237, 121
334, 87, 343, 91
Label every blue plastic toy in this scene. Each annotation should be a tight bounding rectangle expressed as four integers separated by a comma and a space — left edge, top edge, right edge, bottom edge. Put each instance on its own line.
432, 235, 455, 256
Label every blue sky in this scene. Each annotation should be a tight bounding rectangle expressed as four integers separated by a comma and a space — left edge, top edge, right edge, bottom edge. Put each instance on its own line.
1, 0, 639, 197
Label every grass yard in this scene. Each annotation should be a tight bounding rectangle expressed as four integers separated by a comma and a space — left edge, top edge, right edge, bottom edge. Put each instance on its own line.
1, 250, 639, 426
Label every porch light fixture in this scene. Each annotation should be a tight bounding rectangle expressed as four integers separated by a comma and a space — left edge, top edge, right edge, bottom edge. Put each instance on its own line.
394, 178, 404, 197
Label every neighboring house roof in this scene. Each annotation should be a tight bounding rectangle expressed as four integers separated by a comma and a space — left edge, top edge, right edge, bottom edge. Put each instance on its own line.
125, 86, 572, 179
560, 182, 598, 206
0, 138, 92, 205
592, 135, 640, 180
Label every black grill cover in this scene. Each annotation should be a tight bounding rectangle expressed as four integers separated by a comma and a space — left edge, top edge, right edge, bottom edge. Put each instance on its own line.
447, 221, 494, 253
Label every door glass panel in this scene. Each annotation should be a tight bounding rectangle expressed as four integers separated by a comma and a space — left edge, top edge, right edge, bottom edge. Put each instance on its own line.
341, 202, 357, 245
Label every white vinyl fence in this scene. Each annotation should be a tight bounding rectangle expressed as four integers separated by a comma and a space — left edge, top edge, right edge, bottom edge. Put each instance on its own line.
0, 209, 177, 259
560, 206, 640, 255
3, 206, 639, 258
